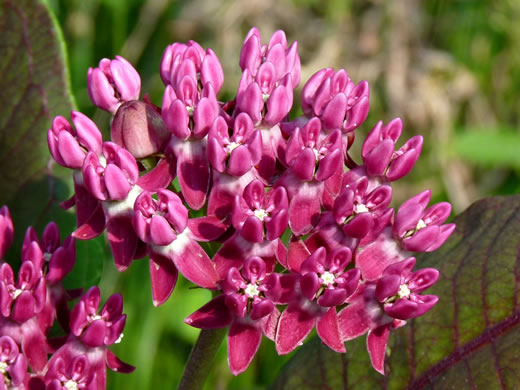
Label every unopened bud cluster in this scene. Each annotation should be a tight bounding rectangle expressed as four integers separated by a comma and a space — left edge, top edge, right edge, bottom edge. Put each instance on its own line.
45, 27, 455, 378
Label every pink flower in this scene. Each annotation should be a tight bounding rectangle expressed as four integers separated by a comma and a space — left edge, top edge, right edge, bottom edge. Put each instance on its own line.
301, 68, 369, 133
276, 246, 360, 355
160, 41, 223, 93
44, 355, 96, 390
361, 118, 423, 181
207, 114, 262, 177
232, 180, 289, 243
185, 257, 281, 375
50, 287, 134, 390
338, 257, 439, 374
87, 56, 141, 114
0, 336, 28, 388
393, 190, 455, 252
133, 190, 223, 306
47, 112, 103, 170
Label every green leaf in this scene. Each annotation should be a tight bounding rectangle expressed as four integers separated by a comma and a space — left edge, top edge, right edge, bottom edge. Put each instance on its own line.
272, 195, 520, 389
63, 234, 105, 289
450, 128, 520, 169
0, 0, 75, 245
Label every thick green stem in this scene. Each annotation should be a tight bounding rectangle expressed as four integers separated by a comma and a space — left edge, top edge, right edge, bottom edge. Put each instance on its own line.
178, 328, 226, 390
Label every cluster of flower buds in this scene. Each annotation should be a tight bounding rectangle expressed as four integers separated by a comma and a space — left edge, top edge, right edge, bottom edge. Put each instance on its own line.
48, 27, 455, 376
0, 206, 133, 389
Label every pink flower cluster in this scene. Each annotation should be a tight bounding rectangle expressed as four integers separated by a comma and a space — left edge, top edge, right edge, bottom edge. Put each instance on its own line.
47, 27, 455, 376
0, 207, 133, 390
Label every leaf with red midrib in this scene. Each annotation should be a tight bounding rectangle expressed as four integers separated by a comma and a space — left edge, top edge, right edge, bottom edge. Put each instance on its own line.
0, 0, 75, 248
271, 195, 520, 389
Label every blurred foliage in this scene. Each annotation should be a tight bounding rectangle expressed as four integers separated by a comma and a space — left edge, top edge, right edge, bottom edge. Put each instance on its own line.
37, 0, 520, 388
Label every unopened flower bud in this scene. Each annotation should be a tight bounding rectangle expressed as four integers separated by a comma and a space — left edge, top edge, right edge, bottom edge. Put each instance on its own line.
111, 100, 171, 159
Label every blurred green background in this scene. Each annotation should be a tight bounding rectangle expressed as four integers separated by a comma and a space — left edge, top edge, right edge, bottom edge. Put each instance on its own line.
41, 0, 520, 388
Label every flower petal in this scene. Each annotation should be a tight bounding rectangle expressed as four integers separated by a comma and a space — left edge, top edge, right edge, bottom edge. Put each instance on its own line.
149, 253, 178, 307
275, 303, 316, 355
316, 307, 345, 353
228, 321, 262, 375
185, 295, 233, 328
367, 325, 390, 375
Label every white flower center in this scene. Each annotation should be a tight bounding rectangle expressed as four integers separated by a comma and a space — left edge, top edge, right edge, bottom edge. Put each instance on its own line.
262, 93, 270, 103
254, 208, 269, 221
244, 283, 260, 298
90, 314, 102, 321
0, 361, 8, 373
398, 284, 411, 299
354, 203, 369, 214
320, 271, 335, 286
64, 380, 79, 390
12, 288, 23, 300
416, 219, 427, 230
227, 141, 241, 153
115, 333, 124, 344
44, 252, 52, 262
312, 148, 321, 160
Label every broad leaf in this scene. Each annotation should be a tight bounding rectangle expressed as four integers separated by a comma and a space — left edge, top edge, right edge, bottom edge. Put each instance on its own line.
272, 195, 520, 389
0, 0, 75, 244
450, 127, 520, 169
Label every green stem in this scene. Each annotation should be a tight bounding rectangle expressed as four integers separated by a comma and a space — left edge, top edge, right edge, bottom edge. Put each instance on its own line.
177, 328, 226, 390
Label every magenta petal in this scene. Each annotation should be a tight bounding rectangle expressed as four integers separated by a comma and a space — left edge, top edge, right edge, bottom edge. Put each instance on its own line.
337, 299, 370, 341
317, 288, 348, 307
106, 350, 135, 373
288, 182, 322, 236
150, 216, 177, 246
81, 319, 106, 347
316, 307, 345, 352
72, 203, 106, 240
367, 325, 390, 375
375, 274, 401, 302
187, 215, 229, 242
287, 236, 311, 272
300, 273, 321, 300
291, 148, 315, 181
228, 145, 252, 177
12, 291, 36, 323
170, 235, 218, 289
228, 321, 262, 375
260, 307, 280, 341
384, 299, 418, 320
106, 216, 138, 271
344, 213, 374, 239
137, 157, 176, 192
149, 254, 178, 307
176, 141, 210, 210
240, 215, 264, 243
275, 304, 316, 355
21, 320, 48, 373
185, 295, 233, 328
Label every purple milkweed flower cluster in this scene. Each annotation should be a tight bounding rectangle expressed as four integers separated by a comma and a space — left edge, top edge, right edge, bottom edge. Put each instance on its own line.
47, 27, 455, 377
0, 207, 133, 390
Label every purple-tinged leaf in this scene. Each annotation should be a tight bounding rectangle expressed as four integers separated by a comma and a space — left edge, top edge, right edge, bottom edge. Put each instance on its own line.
271, 195, 520, 389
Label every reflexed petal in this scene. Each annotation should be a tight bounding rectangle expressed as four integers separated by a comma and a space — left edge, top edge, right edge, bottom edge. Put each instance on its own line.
316, 307, 345, 353
149, 254, 178, 307
367, 325, 390, 375
106, 350, 136, 373
175, 140, 210, 210
170, 234, 218, 289
275, 304, 316, 354
288, 182, 322, 236
185, 295, 233, 329
106, 216, 138, 271
228, 322, 262, 375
